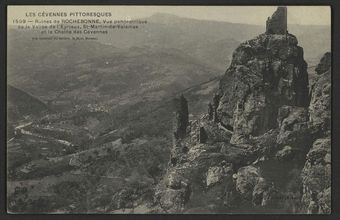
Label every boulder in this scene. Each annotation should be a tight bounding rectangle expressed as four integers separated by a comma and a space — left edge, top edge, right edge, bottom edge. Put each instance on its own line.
155, 171, 191, 213
275, 145, 293, 161
206, 163, 233, 187
235, 165, 260, 199
206, 166, 225, 187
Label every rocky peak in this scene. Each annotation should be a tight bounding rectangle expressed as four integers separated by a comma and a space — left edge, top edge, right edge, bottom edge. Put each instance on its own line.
156, 9, 330, 214
214, 7, 309, 144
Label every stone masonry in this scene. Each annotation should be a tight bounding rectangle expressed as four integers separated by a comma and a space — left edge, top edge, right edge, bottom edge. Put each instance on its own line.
266, 6, 287, 35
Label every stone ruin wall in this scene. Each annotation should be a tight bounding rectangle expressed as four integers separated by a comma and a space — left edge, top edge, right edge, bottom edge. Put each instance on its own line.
266, 6, 287, 34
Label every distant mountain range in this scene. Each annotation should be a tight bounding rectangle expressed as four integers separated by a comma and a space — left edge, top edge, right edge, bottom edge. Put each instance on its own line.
7, 13, 330, 126
98, 13, 330, 63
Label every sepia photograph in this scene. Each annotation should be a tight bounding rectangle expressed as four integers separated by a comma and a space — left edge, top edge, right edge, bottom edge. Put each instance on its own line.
6, 5, 331, 214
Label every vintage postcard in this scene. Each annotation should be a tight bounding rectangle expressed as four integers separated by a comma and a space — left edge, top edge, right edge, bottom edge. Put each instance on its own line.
7, 5, 331, 214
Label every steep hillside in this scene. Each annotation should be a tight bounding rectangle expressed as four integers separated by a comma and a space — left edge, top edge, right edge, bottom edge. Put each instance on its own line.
155, 7, 331, 214
6, 73, 221, 214
8, 41, 221, 113
7, 85, 49, 123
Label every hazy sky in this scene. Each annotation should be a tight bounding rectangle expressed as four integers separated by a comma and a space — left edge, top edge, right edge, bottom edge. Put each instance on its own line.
8, 6, 331, 26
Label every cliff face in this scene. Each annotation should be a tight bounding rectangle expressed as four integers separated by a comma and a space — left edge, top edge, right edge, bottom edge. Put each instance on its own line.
216, 32, 309, 144
154, 7, 331, 214
301, 52, 331, 214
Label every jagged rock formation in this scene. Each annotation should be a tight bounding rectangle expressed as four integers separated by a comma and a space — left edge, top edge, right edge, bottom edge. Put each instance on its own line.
276, 105, 311, 147
155, 7, 331, 214
301, 137, 331, 214
216, 31, 309, 144
309, 52, 331, 132
209, 7, 308, 145
154, 170, 191, 213
235, 165, 278, 207
300, 52, 331, 214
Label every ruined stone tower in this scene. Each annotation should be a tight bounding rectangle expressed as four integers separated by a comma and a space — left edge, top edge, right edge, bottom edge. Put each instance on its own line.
173, 95, 189, 140
266, 6, 287, 34
213, 5, 309, 144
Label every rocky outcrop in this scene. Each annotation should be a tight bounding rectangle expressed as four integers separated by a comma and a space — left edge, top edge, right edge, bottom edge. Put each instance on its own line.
235, 165, 277, 207
155, 184, 190, 213
155, 7, 331, 214
301, 137, 331, 214
235, 165, 261, 198
276, 105, 310, 147
315, 52, 331, 75
216, 32, 309, 144
309, 52, 331, 132
300, 52, 331, 214
252, 176, 277, 207
206, 163, 233, 187
275, 145, 293, 161
154, 170, 191, 213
